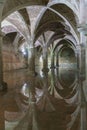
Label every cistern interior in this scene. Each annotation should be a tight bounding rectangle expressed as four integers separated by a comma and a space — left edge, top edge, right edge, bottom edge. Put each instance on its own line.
0, 0, 87, 130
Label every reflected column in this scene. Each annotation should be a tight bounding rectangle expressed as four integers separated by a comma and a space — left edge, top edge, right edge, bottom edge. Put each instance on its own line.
26, 40, 38, 130
38, 44, 55, 112
49, 68, 55, 96
14, 42, 39, 130
27, 43, 36, 100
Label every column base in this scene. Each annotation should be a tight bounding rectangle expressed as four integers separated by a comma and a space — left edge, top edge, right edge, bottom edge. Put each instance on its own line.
0, 81, 7, 91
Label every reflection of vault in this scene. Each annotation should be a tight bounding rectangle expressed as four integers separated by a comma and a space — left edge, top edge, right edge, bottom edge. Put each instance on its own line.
0, 0, 87, 130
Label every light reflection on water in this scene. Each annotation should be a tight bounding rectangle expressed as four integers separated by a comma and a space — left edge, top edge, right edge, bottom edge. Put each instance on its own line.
0, 67, 81, 130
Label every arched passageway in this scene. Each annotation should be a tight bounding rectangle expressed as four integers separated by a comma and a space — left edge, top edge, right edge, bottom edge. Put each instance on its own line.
0, 0, 87, 130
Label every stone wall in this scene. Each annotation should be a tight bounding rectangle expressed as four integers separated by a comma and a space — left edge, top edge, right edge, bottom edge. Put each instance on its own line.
2, 36, 26, 71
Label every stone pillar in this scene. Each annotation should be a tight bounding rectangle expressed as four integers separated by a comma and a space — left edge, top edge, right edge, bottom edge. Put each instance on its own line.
50, 51, 55, 69
0, 2, 3, 89
78, 28, 87, 99
27, 43, 36, 102
42, 45, 49, 92
0, 32, 7, 91
0, 1, 8, 91
42, 45, 49, 72
75, 45, 81, 106
78, 27, 87, 130
50, 68, 55, 96
56, 51, 59, 67
37, 44, 55, 112
80, 81, 87, 130
27, 45, 35, 75
0, 2, 7, 130
75, 45, 80, 80
0, 32, 3, 83
80, 44, 86, 81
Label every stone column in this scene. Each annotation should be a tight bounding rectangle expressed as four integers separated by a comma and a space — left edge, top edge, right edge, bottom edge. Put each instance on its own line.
0, 32, 3, 84
42, 45, 49, 72
27, 44, 35, 75
49, 68, 55, 96
0, 2, 3, 89
80, 44, 86, 81
37, 44, 55, 112
42, 45, 49, 92
80, 81, 87, 130
0, 1, 8, 91
0, 32, 7, 91
27, 43, 36, 103
78, 28, 87, 98
75, 45, 80, 80
56, 51, 59, 67
50, 51, 55, 69
78, 27, 87, 130
15, 41, 38, 129
0, 2, 7, 130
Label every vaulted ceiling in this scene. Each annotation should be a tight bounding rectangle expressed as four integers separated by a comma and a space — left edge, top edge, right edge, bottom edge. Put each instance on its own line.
2, 0, 80, 52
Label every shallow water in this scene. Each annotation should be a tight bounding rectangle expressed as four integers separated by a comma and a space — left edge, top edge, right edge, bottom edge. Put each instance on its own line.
0, 67, 86, 130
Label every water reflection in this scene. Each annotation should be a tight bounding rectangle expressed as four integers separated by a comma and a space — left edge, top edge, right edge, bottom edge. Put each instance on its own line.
58, 66, 77, 87
0, 68, 82, 130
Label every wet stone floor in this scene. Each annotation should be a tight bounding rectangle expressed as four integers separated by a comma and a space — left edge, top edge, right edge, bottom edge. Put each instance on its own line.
0, 68, 83, 130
